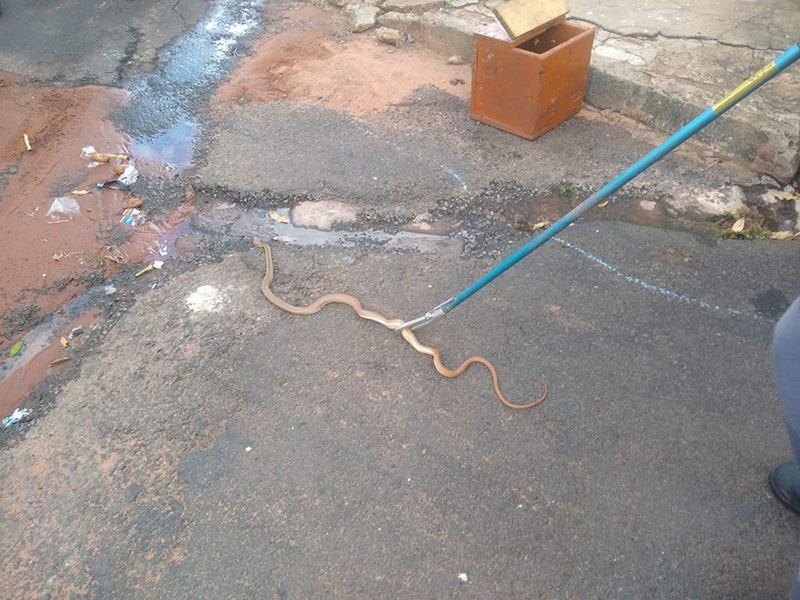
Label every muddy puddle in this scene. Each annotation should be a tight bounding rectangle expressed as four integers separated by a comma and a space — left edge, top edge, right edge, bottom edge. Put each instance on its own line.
0, 0, 267, 409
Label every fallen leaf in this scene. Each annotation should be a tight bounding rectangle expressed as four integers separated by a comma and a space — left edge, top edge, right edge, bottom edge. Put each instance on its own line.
774, 191, 800, 202
49, 357, 71, 367
597, 200, 609, 208
9, 341, 23, 357
60, 336, 68, 348
269, 209, 290, 224
770, 230, 796, 240
730, 218, 746, 233
71, 189, 90, 195
123, 197, 143, 209
531, 221, 551, 231
23, 133, 32, 151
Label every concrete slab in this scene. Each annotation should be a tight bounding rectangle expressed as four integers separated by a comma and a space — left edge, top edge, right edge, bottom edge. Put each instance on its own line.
585, 29, 800, 182
568, 0, 800, 51
353, 0, 800, 182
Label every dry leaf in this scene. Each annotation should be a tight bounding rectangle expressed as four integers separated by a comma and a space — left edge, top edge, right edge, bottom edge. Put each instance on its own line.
597, 200, 609, 208
89, 152, 128, 163
730, 218, 746, 233
24, 133, 32, 151
269, 209, 290, 224
60, 336, 68, 348
531, 221, 550, 231
774, 191, 800, 202
770, 230, 796, 240
49, 356, 71, 367
273, 235, 297, 243
123, 197, 143, 209
71, 189, 90, 195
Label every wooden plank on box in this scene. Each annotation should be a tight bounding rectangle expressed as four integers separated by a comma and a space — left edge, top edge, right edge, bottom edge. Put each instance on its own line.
492, 0, 569, 41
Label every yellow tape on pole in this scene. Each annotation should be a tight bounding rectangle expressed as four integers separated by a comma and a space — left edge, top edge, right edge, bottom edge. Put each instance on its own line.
712, 62, 778, 114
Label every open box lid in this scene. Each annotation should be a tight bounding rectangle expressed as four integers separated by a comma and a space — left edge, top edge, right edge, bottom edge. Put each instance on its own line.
491, 0, 570, 45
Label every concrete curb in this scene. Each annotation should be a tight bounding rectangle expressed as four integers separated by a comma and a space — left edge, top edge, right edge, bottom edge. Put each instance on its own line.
333, 1, 800, 183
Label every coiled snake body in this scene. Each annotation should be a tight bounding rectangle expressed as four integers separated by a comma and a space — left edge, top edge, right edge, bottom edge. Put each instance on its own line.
255, 238, 547, 409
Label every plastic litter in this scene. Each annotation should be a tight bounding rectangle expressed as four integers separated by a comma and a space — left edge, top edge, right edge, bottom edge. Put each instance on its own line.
104, 284, 117, 295
46, 197, 81, 220
68, 326, 84, 340
98, 164, 139, 189
117, 164, 138, 186
23, 133, 32, 151
458, 574, 468, 583
120, 208, 146, 227
8, 340, 23, 357
2, 407, 31, 427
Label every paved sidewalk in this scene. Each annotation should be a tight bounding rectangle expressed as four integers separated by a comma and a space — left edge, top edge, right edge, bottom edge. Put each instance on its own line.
333, 0, 800, 182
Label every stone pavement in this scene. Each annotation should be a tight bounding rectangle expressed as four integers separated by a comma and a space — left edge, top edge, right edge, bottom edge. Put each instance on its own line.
323, 0, 800, 183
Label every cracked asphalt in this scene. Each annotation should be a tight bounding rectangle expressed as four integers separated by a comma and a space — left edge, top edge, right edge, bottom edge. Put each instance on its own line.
1, 0, 800, 598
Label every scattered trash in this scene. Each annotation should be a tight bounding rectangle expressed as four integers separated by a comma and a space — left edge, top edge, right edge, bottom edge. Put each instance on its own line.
123, 197, 143, 209
61, 336, 68, 348
120, 208, 146, 227
117, 164, 138, 186
245, 446, 252, 452
771, 230, 798, 240
2, 407, 31, 427
730, 217, 746, 233
87, 162, 101, 169
113, 163, 128, 176
458, 573, 468, 583
597, 200, 609, 207
97, 164, 139, 189
23, 133, 32, 151
68, 326, 84, 339
49, 356, 71, 367
449, 78, 466, 86
104, 284, 118, 295
273, 235, 297, 243
52, 251, 83, 261
447, 55, 465, 65
213, 202, 236, 210
46, 196, 81, 220
134, 261, 163, 277
269, 209, 290, 224
81, 145, 97, 159
71, 189, 90, 195
531, 221, 551, 231
8, 340, 24, 357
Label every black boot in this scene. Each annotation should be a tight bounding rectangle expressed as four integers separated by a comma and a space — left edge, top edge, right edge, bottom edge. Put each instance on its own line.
769, 462, 800, 514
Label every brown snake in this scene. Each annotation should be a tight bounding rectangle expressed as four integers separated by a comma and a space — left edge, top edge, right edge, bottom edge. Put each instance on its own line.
255, 238, 547, 409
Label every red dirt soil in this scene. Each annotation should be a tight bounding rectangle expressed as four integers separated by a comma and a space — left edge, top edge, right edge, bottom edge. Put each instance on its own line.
212, 4, 471, 116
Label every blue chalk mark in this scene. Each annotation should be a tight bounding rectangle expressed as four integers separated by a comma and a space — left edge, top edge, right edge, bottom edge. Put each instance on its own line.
553, 236, 769, 322
440, 164, 468, 192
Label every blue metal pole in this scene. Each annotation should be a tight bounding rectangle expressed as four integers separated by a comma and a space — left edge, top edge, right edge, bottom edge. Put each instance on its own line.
395, 42, 800, 332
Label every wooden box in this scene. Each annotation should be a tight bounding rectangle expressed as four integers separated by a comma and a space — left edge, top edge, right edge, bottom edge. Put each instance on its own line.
470, 20, 594, 140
